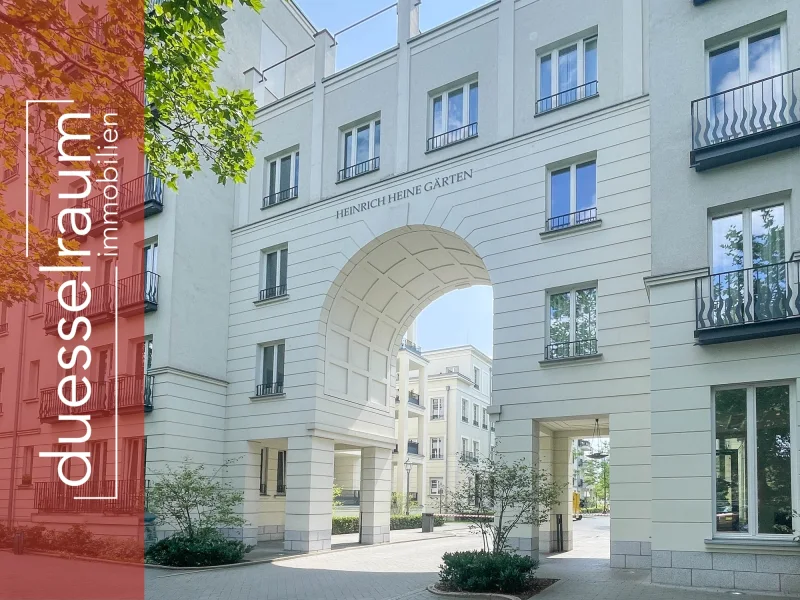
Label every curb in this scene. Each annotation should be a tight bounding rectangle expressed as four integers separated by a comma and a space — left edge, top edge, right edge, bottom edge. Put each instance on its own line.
426, 585, 520, 600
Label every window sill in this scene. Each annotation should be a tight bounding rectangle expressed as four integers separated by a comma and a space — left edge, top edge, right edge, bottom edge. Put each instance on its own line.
704, 537, 800, 554
540, 218, 602, 240
22, 397, 39, 403
254, 294, 289, 307
424, 134, 479, 155
539, 352, 603, 366
17, 484, 33, 490
534, 93, 599, 118
275, 493, 286, 497
250, 393, 286, 401
28, 312, 43, 320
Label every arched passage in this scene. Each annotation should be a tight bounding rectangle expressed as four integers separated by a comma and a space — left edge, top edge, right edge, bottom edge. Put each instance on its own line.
322, 226, 490, 406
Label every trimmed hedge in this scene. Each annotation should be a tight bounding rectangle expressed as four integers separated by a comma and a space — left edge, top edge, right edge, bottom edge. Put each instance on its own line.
439, 550, 537, 594
332, 514, 445, 535
145, 531, 249, 567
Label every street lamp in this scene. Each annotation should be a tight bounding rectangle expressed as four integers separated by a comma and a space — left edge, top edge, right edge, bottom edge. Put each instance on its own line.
404, 457, 412, 515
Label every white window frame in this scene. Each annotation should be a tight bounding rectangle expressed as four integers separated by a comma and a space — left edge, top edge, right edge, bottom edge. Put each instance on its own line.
711, 382, 798, 539
546, 284, 598, 347
430, 437, 444, 460
461, 397, 469, 423
430, 80, 479, 137
430, 477, 443, 496
708, 203, 790, 273
705, 24, 787, 96
263, 150, 299, 205
546, 159, 597, 226
259, 447, 269, 496
461, 436, 470, 456
473, 440, 480, 457
473, 366, 480, 389
257, 341, 285, 396
482, 407, 489, 430
538, 36, 598, 107
473, 403, 480, 427
341, 118, 380, 171
276, 450, 287, 494
430, 397, 445, 420
260, 246, 288, 298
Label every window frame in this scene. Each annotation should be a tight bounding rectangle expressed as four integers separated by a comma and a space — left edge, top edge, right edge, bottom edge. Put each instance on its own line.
339, 118, 381, 181
473, 439, 480, 457
473, 403, 480, 427
259, 447, 269, 496
257, 341, 285, 397
276, 450, 287, 495
428, 80, 479, 151
260, 246, 289, 300
545, 284, 598, 359
711, 381, 798, 539
263, 149, 300, 208
546, 159, 598, 231
430, 477, 443, 496
482, 407, 489, 430
537, 36, 598, 114
430, 397, 445, 420
430, 436, 444, 460
473, 366, 480, 389
461, 397, 469, 423
461, 436, 470, 456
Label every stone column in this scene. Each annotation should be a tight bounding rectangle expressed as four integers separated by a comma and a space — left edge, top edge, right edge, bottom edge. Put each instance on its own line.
418, 364, 428, 507
360, 447, 392, 545
284, 435, 334, 552
550, 434, 574, 552
395, 353, 409, 494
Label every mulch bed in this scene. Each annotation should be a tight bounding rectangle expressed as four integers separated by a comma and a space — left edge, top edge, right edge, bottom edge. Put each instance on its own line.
517, 578, 558, 599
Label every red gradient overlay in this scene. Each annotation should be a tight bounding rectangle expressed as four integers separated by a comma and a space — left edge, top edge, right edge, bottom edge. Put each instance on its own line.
0, 1, 145, 598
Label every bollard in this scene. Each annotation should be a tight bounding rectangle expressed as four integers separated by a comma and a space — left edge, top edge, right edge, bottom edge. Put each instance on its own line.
12, 531, 24, 555
422, 512, 435, 533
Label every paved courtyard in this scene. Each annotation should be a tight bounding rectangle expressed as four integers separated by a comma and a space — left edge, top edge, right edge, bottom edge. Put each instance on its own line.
144, 517, 799, 600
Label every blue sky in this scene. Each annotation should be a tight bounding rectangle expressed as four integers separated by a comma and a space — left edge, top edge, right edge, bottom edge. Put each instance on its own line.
295, 0, 488, 70
294, 0, 494, 356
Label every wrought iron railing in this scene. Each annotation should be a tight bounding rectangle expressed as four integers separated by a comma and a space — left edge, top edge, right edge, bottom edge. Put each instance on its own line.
536, 81, 598, 115
407, 441, 419, 455
459, 451, 478, 463
263, 186, 298, 209
255, 381, 284, 397
3, 163, 20, 182
426, 122, 478, 152
258, 284, 287, 301
692, 68, 800, 151
114, 373, 155, 412
34, 480, 146, 514
120, 173, 164, 216
39, 380, 109, 421
544, 339, 598, 360
400, 339, 422, 355
546, 207, 598, 232
408, 391, 420, 406
44, 283, 115, 330
695, 259, 800, 330
118, 271, 160, 309
338, 157, 380, 182
276, 482, 286, 495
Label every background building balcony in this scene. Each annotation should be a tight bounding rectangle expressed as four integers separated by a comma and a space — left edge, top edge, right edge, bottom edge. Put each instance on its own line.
44, 283, 115, 334
118, 271, 160, 316
120, 173, 164, 220
34, 480, 146, 514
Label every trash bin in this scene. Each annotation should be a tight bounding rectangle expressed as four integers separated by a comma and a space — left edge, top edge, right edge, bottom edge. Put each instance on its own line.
12, 531, 24, 555
422, 513, 435, 533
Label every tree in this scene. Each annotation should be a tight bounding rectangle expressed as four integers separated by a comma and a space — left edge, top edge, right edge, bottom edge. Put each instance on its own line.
582, 459, 600, 508
595, 459, 610, 512
147, 459, 245, 539
443, 448, 562, 554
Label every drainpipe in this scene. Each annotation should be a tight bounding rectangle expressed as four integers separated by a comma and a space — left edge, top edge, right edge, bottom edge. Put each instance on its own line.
6, 300, 28, 527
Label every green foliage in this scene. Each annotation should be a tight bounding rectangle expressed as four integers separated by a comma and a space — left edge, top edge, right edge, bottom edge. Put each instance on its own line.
439, 550, 538, 594
331, 516, 360, 535
330, 515, 445, 535
333, 484, 343, 507
0, 524, 142, 562
147, 459, 246, 540
145, 530, 248, 567
145, 0, 263, 188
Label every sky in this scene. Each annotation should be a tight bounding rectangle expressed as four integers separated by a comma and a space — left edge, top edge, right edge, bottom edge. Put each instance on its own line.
295, 0, 489, 71
294, 0, 494, 356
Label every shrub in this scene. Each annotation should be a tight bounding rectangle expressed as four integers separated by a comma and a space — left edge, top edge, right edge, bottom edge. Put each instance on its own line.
145, 531, 248, 567
332, 516, 360, 535
439, 550, 537, 594
389, 515, 445, 530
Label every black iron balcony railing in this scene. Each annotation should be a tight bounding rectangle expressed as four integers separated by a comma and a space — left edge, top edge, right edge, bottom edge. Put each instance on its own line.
39, 380, 109, 422
338, 157, 380, 182
462, 414, 469, 423
695, 259, 800, 338
118, 271, 160, 314
544, 339, 598, 360
0, 323, 7, 335
259, 284, 287, 301
263, 186, 298, 209
536, 81, 599, 115
34, 479, 146, 514
255, 381, 284, 397
276, 482, 286, 495
546, 207, 599, 232
459, 451, 478, 463
407, 440, 419, 455
408, 391, 420, 406
338, 489, 360, 506
427, 122, 478, 152
120, 173, 164, 219
473, 419, 480, 426
400, 339, 422, 355
3, 163, 20, 182
44, 283, 115, 333
114, 373, 155, 413
691, 69, 800, 154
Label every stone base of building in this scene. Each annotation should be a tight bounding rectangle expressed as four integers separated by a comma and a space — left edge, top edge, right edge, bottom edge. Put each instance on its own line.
651, 550, 800, 593
258, 524, 285, 542
360, 525, 390, 545
611, 541, 652, 569
539, 529, 574, 554
508, 536, 538, 558
284, 529, 332, 552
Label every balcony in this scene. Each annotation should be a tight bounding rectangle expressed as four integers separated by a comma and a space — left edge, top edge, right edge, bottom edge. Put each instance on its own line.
544, 339, 598, 361
400, 339, 422, 356
34, 480, 145, 514
262, 186, 298, 209
694, 259, 800, 344
114, 373, 155, 413
459, 451, 478, 463
258, 284, 287, 302
39, 380, 110, 423
407, 440, 419, 455
44, 283, 115, 335
50, 211, 89, 241
536, 81, 598, 115
3, 163, 20, 182
118, 271, 159, 316
545, 207, 599, 233
691, 69, 800, 171
255, 381, 284, 397
338, 157, 380, 183
426, 122, 478, 153
119, 173, 164, 221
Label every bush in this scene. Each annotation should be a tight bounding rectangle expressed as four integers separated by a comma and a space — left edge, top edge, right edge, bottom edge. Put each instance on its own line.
0, 524, 143, 562
145, 531, 248, 567
439, 550, 537, 594
389, 514, 445, 530
332, 516, 360, 535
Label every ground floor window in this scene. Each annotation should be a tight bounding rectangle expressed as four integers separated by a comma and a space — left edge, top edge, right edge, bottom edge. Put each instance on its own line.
430, 477, 442, 496
276, 450, 287, 495
714, 383, 793, 536
259, 447, 269, 496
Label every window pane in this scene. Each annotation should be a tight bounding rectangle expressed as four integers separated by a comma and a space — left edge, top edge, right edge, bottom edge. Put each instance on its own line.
558, 45, 578, 104
751, 206, 786, 321
748, 30, 781, 82
752, 205, 785, 267
266, 251, 277, 288
294, 152, 299, 188
276, 343, 285, 385
549, 292, 571, 346
576, 161, 596, 213
447, 87, 464, 130
433, 96, 443, 136
710, 43, 740, 95
540, 55, 552, 106
756, 386, 791, 535
279, 248, 288, 288
374, 121, 381, 159
715, 388, 748, 533
268, 161, 276, 197
469, 83, 479, 125
550, 168, 571, 221
575, 288, 597, 343
712, 214, 744, 274
356, 125, 370, 164
584, 38, 598, 96
263, 345, 274, 386
279, 155, 291, 191
344, 132, 353, 168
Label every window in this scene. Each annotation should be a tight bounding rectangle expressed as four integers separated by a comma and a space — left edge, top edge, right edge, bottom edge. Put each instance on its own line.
473, 440, 480, 457
461, 398, 469, 423
473, 404, 480, 427
257, 342, 285, 396
473, 367, 480, 389
25, 360, 39, 401
276, 450, 286, 494
430, 437, 443, 459
461, 437, 469, 456
89, 440, 108, 485
263, 150, 299, 208
339, 119, 380, 181
709, 205, 788, 324
259, 447, 269, 495
714, 384, 793, 536
51, 443, 71, 481
22, 446, 34, 482
135, 338, 153, 375
430, 477, 443, 496
482, 408, 489, 430
428, 81, 478, 151
143, 241, 159, 298
0, 303, 8, 334
547, 160, 597, 231
124, 438, 146, 482
29, 280, 44, 316
39, 194, 50, 231
537, 36, 598, 114
546, 286, 597, 359
260, 247, 288, 300
430, 397, 444, 420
